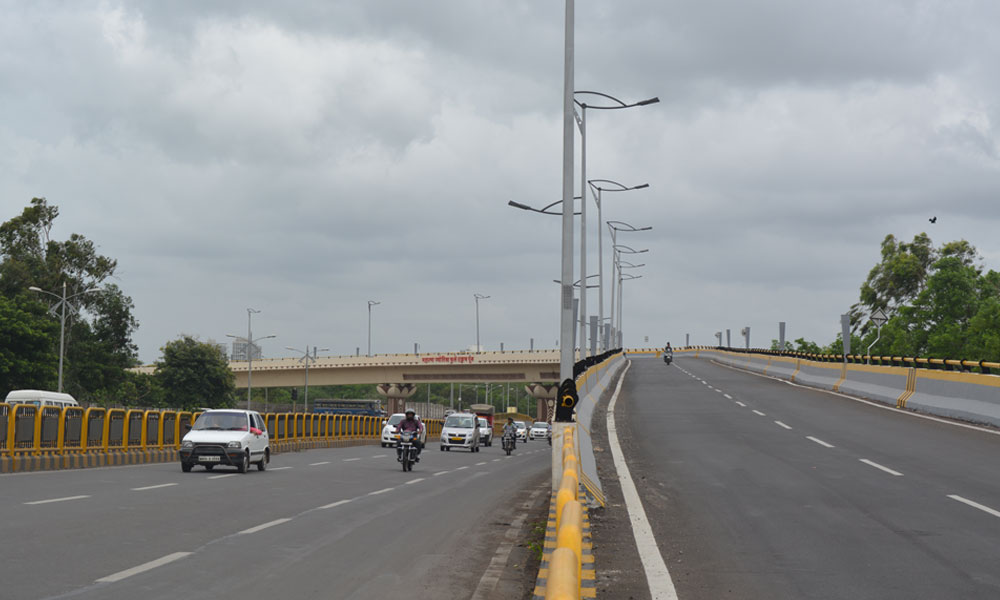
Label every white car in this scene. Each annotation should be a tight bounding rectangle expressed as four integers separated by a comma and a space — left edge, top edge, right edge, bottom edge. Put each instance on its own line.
381, 413, 426, 447
478, 417, 493, 447
529, 421, 551, 441
440, 413, 480, 452
514, 421, 529, 442
179, 409, 270, 473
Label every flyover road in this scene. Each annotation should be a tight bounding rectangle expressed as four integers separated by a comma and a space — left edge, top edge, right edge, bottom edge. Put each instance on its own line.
0, 441, 549, 600
615, 355, 1000, 599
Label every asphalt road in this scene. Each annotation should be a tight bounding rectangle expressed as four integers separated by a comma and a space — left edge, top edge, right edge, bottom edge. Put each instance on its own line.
616, 355, 1000, 599
0, 440, 550, 600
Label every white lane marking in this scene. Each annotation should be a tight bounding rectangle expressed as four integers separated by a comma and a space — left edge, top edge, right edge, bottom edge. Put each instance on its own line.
752, 410, 766, 416
131, 483, 178, 491
309, 461, 330, 466
433, 471, 450, 476
607, 361, 679, 599
208, 474, 236, 480
774, 421, 793, 430
948, 495, 1000, 519
96, 552, 192, 583
724, 394, 733, 400
859, 459, 903, 477
368, 487, 394, 496
476, 461, 487, 466
806, 436, 835, 448
270, 466, 293, 471
470, 487, 546, 600
372, 454, 387, 458
318, 499, 352, 510
343, 458, 361, 462
492, 458, 502, 462
715, 389, 723, 393
455, 466, 469, 471
405, 478, 425, 485
238, 518, 291, 535
735, 401, 747, 407
24, 495, 90, 505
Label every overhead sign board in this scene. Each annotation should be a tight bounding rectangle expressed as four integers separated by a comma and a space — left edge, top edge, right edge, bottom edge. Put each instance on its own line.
870, 309, 888, 327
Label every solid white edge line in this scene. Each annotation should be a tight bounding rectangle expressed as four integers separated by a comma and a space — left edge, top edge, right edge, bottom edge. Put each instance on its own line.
24, 495, 90, 505
948, 494, 1000, 519
238, 518, 291, 535
96, 552, 192, 583
774, 421, 793, 430
859, 459, 903, 477
367, 487, 394, 496
318, 499, 352, 510
608, 361, 679, 600
405, 478, 425, 485
752, 410, 766, 416
806, 436, 835, 448
131, 483, 178, 491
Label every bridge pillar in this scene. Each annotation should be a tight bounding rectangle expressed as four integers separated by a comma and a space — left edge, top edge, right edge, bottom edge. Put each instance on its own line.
525, 383, 559, 422
376, 384, 418, 415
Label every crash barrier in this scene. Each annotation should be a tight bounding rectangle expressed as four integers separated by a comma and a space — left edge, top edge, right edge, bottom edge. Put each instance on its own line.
536, 351, 625, 599
680, 348, 1000, 428
536, 425, 595, 599
0, 406, 442, 473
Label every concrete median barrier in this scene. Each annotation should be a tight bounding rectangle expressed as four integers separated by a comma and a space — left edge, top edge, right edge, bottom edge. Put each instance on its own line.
836, 364, 910, 406
907, 370, 1000, 427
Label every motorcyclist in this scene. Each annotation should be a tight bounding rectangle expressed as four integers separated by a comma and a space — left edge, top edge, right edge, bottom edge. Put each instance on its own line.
395, 409, 424, 462
502, 417, 518, 450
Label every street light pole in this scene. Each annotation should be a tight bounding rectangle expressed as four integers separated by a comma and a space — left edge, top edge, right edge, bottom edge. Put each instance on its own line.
559, 0, 576, 383
28, 282, 99, 393
474, 293, 490, 352
226, 308, 274, 412
286, 345, 329, 412
367, 300, 380, 357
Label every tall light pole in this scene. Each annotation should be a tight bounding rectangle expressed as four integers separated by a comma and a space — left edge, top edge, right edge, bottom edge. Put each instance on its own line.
227, 308, 274, 411
286, 345, 328, 412
559, 0, 576, 383
28, 282, 99, 393
613, 248, 648, 342
474, 293, 490, 352
367, 300, 380, 356
588, 179, 649, 351
574, 92, 658, 357
607, 222, 651, 345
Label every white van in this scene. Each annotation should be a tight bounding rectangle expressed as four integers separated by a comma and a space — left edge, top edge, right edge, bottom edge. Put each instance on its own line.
3, 389, 79, 409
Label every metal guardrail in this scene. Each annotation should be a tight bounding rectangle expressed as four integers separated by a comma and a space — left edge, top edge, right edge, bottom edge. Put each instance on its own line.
0, 405, 442, 458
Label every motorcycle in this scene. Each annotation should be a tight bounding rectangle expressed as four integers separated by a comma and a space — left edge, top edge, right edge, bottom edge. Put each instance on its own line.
397, 430, 419, 472
663, 350, 673, 365
502, 432, 516, 456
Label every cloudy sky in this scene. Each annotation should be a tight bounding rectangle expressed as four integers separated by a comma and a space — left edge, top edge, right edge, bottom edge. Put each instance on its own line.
2, 1, 998, 363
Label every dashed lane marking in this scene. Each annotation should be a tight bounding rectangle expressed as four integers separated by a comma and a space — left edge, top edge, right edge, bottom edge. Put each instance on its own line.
131, 483, 178, 491
724, 394, 733, 400
24, 495, 90, 505
372, 454, 387, 458
238, 518, 291, 535
433, 471, 451, 476
269, 466, 293, 471
476, 461, 488, 466
752, 410, 766, 416
96, 552, 192, 583
367, 487, 394, 496
807, 436, 835, 448
405, 478, 425, 485
455, 466, 469, 471
343, 458, 361, 462
317, 499, 352, 510
735, 401, 747, 407
948, 495, 1000, 519
859, 459, 903, 477
207, 474, 236, 479
774, 421, 792, 430
309, 461, 330, 466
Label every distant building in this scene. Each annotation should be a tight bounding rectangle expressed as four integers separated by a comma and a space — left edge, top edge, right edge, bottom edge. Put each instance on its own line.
231, 341, 262, 361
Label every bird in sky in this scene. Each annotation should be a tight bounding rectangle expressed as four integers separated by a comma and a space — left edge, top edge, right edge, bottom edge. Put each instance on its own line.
929, 216, 937, 224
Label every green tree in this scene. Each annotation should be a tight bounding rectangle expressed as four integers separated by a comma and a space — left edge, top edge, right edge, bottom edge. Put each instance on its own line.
155, 336, 236, 410
0, 295, 58, 395
0, 198, 139, 399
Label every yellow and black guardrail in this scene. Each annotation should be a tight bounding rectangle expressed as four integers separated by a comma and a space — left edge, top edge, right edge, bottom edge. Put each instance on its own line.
0, 404, 441, 473
535, 425, 595, 599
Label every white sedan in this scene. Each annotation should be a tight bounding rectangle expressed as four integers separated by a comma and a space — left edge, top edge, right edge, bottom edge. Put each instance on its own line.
528, 421, 551, 441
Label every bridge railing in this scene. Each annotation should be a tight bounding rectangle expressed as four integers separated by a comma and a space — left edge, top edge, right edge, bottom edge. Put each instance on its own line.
0, 405, 443, 459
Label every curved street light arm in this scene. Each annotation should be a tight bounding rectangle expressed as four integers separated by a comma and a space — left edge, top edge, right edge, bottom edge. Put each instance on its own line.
607, 220, 652, 233
574, 91, 660, 110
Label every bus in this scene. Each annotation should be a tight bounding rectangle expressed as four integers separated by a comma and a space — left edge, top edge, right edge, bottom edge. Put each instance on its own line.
311, 399, 383, 416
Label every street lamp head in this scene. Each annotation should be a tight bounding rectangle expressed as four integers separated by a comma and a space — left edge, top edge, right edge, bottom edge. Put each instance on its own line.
248, 307, 260, 314
635, 97, 660, 106
474, 293, 490, 300
508, 201, 531, 211
633, 183, 650, 190
368, 300, 381, 307
28, 286, 42, 292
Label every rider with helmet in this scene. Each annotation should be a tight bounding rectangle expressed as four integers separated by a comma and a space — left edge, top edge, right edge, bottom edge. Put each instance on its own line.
395, 409, 424, 462
502, 417, 518, 450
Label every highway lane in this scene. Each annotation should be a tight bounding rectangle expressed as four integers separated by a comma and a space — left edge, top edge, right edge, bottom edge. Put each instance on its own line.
616, 355, 1000, 599
1, 440, 550, 599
